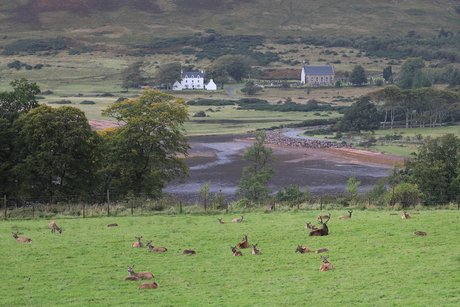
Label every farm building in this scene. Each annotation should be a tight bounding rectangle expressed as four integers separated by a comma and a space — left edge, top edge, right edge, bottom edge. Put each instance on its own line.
173, 71, 216, 91
301, 65, 335, 85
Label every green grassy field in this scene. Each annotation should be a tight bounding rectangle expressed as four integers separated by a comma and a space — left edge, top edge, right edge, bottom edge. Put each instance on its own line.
2, 210, 460, 306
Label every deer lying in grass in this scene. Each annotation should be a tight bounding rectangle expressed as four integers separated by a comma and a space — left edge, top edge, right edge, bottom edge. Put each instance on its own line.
338, 211, 353, 219
413, 231, 427, 236
127, 265, 154, 280
232, 215, 244, 223
401, 211, 411, 219
412, 212, 420, 215
231, 246, 243, 256
123, 276, 138, 281
319, 256, 334, 271
107, 223, 118, 227
12, 232, 32, 243
217, 218, 227, 224
138, 282, 158, 289
251, 244, 262, 255
308, 215, 331, 236
305, 222, 318, 230
236, 234, 249, 249
295, 245, 312, 253
131, 236, 144, 248
315, 248, 329, 253
49, 221, 62, 233
146, 240, 167, 252
389, 213, 398, 215
183, 249, 196, 254
317, 214, 330, 220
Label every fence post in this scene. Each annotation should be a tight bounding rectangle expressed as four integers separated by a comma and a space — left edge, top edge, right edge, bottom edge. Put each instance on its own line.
131, 201, 134, 216
320, 197, 323, 211
180, 201, 182, 214
107, 189, 110, 217
226, 201, 228, 214
83, 203, 86, 218
3, 195, 6, 221
32, 205, 35, 219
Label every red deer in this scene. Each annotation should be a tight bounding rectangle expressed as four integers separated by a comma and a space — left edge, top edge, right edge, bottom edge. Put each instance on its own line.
12, 232, 32, 243
412, 212, 420, 215
127, 266, 154, 280
338, 211, 353, 219
217, 218, 226, 224
251, 244, 262, 255
305, 222, 318, 230
401, 211, 411, 219
232, 215, 244, 223
146, 240, 167, 252
107, 223, 118, 227
49, 221, 62, 233
317, 214, 330, 220
389, 213, 398, 215
131, 236, 144, 248
315, 248, 329, 253
138, 282, 158, 289
183, 249, 196, 254
295, 245, 312, 253
413, 231, 427, 236
308, 214, 331, 236
319, 256, 334, 271
123, 276, 138, 281
236, 234, 249, 249
231, 246, 243, 256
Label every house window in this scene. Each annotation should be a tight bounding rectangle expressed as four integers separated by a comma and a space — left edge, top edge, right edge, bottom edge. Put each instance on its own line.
316, 77, 318, 81
321, 77, 323, 81
326, 77, 329, 81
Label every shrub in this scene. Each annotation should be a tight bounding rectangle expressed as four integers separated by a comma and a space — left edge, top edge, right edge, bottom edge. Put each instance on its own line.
115, 97, 128, 103
99, 93, 114, 97
49, 100, 72, 104
193, 111, 206, 117
7, 60, 21, 70
80, 100, 95, 105
33, 64, 44, 69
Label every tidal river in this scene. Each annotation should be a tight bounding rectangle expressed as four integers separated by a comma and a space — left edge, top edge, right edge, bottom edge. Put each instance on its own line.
163, 133, 395, 203
164, 135, 396, 203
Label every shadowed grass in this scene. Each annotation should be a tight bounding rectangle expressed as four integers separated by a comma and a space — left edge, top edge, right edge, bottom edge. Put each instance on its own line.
1, 210, 460, 306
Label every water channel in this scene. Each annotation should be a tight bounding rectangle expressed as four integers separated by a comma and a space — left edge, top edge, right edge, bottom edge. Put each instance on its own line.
164, 133, 391, 203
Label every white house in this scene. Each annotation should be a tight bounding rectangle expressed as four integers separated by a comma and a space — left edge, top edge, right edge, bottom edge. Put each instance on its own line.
301, 65, 335, 85
205, 79, 217, 90
173, 71, 205, 90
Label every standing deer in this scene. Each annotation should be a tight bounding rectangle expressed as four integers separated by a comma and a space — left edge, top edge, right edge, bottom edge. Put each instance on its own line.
231, 246, 243, 256
232, 215, 244, 223
401, 211, 411, 219
12, 232, 32, 243
308, 214, 331, 236
138, 282, 159, 289
251, 244, 262, 255
305, 222, 318, 230
338, 211, 353, 219
146, 240, 167, 252
131, 236, 144, 248
413, 231, 427, 236
295, 245, 312, 253
49, 221, 62, 233
217, 218, 227, 224
127, 265, 154, 280
319, 256, 334, 271
236, 234, 249, 249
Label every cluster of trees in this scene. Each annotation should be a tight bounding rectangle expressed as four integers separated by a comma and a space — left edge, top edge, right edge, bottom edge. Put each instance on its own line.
1, 80, 190, 203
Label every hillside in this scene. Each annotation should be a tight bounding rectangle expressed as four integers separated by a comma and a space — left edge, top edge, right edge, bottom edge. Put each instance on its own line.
0, 0, 459, 46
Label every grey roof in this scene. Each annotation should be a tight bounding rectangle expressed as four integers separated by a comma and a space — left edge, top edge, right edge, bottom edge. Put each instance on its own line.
303, 66, 334, 75
181, 71, 204, 78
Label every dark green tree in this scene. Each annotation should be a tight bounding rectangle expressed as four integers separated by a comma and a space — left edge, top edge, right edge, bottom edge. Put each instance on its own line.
383, 66, 392, 82
403, 134, 460, 205
12, 105, 101, 201
206, 55, 253, 86
335, 96, 380, 133
412, 71, 432, 89
121, 61, 149, 88
349, 65, 367, 86
235, 131, 278, 202
240, 81, 262, 96
396, 57, 425, 89
100, 89, 190, 200
448, 68, 460, 88
0, 78, 40, 123
155, 62, 181, 90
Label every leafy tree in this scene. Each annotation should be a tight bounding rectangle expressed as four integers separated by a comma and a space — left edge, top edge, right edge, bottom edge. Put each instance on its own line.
349, 65, 367, 86
411, 71, 431, 89
121, 61, 149, 88
12, 105, 101, 201
384, 183, 421, 208
206, 55, 253, 87
240, 81, 262, 96
155, 62, 181, 90
0, 78, 40, 123
448, 68, 460, 88
396, 57, 425, 89
101, 88, 190, 199
346, 175, 361, 204
363, 179, 387, 206
383, 66, 393, 81
403, 134, 460, 205
199, 181, 211, 210
335, 96, 380, 133
235, 131, 278, 202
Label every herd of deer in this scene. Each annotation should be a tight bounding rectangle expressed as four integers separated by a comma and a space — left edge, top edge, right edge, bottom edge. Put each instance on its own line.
10, 211, 427, 286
